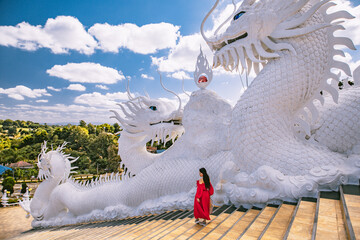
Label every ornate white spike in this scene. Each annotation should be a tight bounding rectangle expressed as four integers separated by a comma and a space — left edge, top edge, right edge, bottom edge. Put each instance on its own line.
117, 104, 135, 119
298, 109, 310, 123
332, 60, 352, 76
326, 11, 354, 23
244, 45, 264, 63
278, 0, 329, 30
253, 62, 260, 75
321, 83, 339, 103
219, 53, 225, 67
262, 37, 296, 55
253, 42, 279, 59
307, 102, 319, 123
271, 23, 330, 39
329, 37, 356, 50
333, 49, 345, 57
246, 58, 252, 75
124, 102, 139, 114
69, 157, 79, 164
224, 51, 230, 69
280, 0, 308, 22
213, 55, 219, 68
230, 48, 239, 70
295, 117, 311, 136
237, 47, 247, 71
353, 65, 360, 85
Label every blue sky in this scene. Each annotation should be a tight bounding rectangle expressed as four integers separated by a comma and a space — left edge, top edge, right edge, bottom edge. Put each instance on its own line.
0, 0, 359, 124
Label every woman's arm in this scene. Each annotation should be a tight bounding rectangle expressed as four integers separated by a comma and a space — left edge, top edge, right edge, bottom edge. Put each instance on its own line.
209, 183, 214, 195
195, 183, 203, 201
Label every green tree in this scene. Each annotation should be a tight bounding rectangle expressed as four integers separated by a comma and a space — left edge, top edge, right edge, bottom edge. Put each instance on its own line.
79, 120, 87, 128
2, 176, 15, 195
113, 123, 121, 133
8, 126, 17, 136
2, 119, 14, 129
21, 182, 28, 194
88, 123, 96, 134
34, 129, 48, 143
67, 126, 89, 149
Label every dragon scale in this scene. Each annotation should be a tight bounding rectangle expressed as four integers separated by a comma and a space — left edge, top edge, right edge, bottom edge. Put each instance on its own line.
231, 13, 344, 175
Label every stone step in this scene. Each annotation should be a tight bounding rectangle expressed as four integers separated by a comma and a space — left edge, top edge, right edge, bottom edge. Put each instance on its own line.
239, 204, 278, 239
220, 207, 261, 239
151, 211, 194, 239
315, 191, 347, 239
341, 184, 360, 239
120, 211, 184, 240
286, 197, 317, 240
140, 211, 193, 240
202, 206, 247, 240
106, 211, 175, 239
260, 202, 296, 240
163, 205, 230, 239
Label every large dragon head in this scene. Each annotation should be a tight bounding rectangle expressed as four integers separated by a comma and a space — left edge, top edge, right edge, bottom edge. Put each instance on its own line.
202, 0, 333, 72
110, 76, 184, 146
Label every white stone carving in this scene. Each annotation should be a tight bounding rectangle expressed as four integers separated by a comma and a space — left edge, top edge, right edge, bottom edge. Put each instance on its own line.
25, 0, 360, 227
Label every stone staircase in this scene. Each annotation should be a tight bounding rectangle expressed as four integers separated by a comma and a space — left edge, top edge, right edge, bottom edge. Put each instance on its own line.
10, 185, 360, 240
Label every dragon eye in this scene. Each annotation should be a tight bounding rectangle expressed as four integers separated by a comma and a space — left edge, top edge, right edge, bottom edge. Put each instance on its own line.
149, 106, 157, 111
234, 11, 245, 21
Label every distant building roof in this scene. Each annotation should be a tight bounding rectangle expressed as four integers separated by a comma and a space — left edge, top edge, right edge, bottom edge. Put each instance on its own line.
0, 165, 13, 175
9, 161, 34, 169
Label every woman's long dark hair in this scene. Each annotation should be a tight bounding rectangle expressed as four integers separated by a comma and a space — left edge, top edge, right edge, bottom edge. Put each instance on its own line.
200, 168, 210, 190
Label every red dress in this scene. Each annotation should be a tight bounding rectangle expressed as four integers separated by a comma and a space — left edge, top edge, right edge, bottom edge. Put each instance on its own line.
194, 180, 214, 220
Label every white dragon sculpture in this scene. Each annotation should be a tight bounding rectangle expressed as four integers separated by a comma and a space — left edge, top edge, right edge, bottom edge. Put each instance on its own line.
22, 0, 360, 227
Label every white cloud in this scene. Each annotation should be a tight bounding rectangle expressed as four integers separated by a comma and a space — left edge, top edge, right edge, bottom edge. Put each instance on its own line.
0, 85, 50, 100
36, 99, 48, 103
74, 91, 130, 108
168, 71, 192, 80
67, 84, 86, 91
141, 74, 154, 80
151, 33, 239, 78
47, 62, 125, 84
0, 16, 97, 55
89, 22, 180, 54
47, 86, 61, 92
0, 103, 113, 124
96, 85, 109, 90
151, 33, 211, 72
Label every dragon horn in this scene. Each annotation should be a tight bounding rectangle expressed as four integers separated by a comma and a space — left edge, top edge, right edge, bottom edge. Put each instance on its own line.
214, 0, 237, 36
240, 0, 256, 7
158, 70, 182, 113
126, 77, 134, 100
182, 77, 190, 97
201, 0, 219, 48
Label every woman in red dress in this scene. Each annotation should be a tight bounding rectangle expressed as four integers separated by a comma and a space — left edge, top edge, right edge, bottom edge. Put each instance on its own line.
194, 168, 214, 226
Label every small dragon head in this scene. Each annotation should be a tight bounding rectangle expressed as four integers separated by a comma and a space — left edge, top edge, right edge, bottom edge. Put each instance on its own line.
202, 0, 332, 72
111, 75, 184, 146
37, 141, 78, 181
